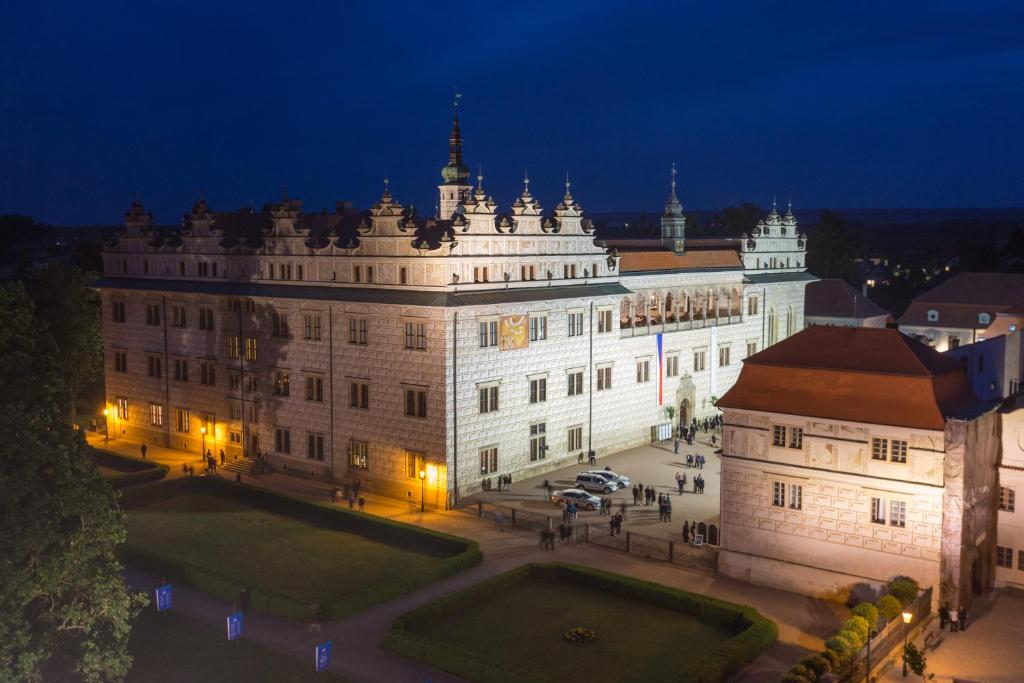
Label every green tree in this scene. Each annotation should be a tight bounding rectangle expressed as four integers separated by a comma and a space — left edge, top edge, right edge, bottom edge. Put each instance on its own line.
806, 210, 863, 280
27, 264, 104, 425
706, 203, 762, 237
903, 642, 927, 680
0, 282, 145, 682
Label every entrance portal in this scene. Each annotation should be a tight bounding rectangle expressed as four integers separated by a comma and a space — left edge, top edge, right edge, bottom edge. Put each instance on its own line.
679, 399, 690, 430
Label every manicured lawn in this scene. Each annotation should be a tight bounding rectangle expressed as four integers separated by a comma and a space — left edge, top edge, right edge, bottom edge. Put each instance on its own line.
409, 579, 737, 683
124, 608, 350, 683
126, 493, 446, 606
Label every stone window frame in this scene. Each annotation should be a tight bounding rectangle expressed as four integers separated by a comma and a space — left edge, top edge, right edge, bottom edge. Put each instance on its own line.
479, 445, 498, 475
566, 367, 585, 397
664, 352, 680, 378
477, 380, 500, 414
1000, 486, 1016, 512
478, 316, 499, 348
529, 313, 549, 342
596, 307, 614, 334
528, 372, 548, 404
635, 356, 652, 384
566, 308, 585, 338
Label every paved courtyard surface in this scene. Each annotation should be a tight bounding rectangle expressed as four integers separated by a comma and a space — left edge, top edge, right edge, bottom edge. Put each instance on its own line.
465, 429, 723, 542
96, 431, 845, 683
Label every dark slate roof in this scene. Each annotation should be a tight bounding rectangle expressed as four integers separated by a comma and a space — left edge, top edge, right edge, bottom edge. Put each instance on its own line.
805, 279, 890, 319
91, 277, 631, 307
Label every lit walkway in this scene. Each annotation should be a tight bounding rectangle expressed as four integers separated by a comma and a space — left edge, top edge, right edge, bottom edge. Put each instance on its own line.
94, 433, 842, 682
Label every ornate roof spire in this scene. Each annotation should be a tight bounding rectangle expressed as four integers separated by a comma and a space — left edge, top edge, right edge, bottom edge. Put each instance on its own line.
440, 99, 470, 185
564, 171, 573, 202
382, 175, 391, 201
663, 162, 683, 217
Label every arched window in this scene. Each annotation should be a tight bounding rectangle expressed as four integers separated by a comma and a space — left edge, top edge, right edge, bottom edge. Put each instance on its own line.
620, 298, 633, 328
927, 309, 939, 322
665, 293, 675, 323
635, 293, 647, 326
786, 305, 795, 337
650, 292, 662, 325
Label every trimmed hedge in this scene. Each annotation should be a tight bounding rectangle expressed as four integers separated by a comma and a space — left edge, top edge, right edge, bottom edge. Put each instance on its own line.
386, 563, 778, 683
92, 448, 169, 487
120, 476, 482, 620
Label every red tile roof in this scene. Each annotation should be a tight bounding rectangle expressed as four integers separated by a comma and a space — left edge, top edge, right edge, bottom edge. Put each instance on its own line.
804, 279, 890, 319
897, 272, 1024, 327
618, 249, 743, 272
718, 326, 980, 430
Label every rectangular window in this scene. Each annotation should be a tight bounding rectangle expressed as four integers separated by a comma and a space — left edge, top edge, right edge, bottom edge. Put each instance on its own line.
693, 349, 706, 372
479, 385, 499, 413
349, 381, 369, 409
788, 484, 802, 510
748, 296, 759, 315
114, 397, 129, 420
563, 263, 577, 279
789, 427, 803, 449
867, 496, 884, 523
228, 401, 241, 420
274, 428, 291, 454
529, 377, 547, 404
353, 265, 362, 283
198, 262, 209, 277
636, 359, 650, 383
746, 341, 758, 357
473, 266, 489, 283
198, 307, 214, 331
948, 335, 960, 350
1000, 487, 1016, 512
529, 316, 547, 341
303, 315, 322, 340
179, 261, 186, 276
149, 403, 163, 426
480, 447, 498, 475
404, 387, 427, 418
597, 366, 612, 391
175, 408, 190, 433
405, 322, 426, 350
405, 451, 422, 479
889, 500, 907, 528
349, 440, 369, 470
718, 345, 730, 367
200, 363, 216, 386
597, 309, 613, 333
271, 311, 290, 338
247, 404, 259, 424
567, 311, 584, 337
171, 305, 187, 328
479, 320, 498, 348
245, 337, 257, 361
306, 433, 325, 461
665, 355, 679, 377
245, 374, 258, 392
996, 546, 1014, 568
226, 336, 240, 359
568, 425, 583, 452
772, 481, 785, 507
145, 304, 161, 326
890, 439, 908, 463
273, 370, 290, 397
229, 431, 242, 444
112, 301, 126, 323
229, 373, 240, 391
147, 356, 162, 378
871, 437, 888, 461
772, 425, 786, 447
305, 376, 324, 402
173, 359, 188, 382
567, 371, 583, 397
114, 351, 128, 373
348, 319, 368, 345
529, 423, 546, 461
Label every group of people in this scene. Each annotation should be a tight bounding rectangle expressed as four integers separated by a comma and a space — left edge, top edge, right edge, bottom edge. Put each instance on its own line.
494, 473, 513, 492
938, 604, 969, 632
560, 500, 579, 522
632, 483, 660, 505
657, 493, 673, 522
685, 454, 705, 468
681, 519, 698, 543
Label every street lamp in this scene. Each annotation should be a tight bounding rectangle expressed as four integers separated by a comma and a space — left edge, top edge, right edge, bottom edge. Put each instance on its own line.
865, 628, 878, 683
418, 469, 426, 512
200, 426, 207, 460
102, 408, 109, 443
901, 610, 914, 677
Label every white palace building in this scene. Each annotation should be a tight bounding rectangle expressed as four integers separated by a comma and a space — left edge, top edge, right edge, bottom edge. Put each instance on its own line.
97, 115, 812, 505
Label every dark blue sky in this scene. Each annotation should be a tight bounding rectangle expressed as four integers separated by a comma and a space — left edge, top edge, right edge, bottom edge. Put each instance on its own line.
2, 1, 1022, 225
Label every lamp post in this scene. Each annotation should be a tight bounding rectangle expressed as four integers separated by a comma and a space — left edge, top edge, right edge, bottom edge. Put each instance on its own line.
901, 610, 914, 677
865, 628, 878, 683
418, 469, 426, 512
102, 408, 110, 443
200, 426, 207, 460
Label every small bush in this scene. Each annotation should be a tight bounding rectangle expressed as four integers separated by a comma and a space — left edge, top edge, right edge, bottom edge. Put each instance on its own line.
889, 577, 919, 606
876, 594, 902, 621
790, 664, 815, 681
821, 647, 843, 671
852, 602, 879, 627
840, 627, 865, 652
824, 633, 854, 660
800, 653, 831, 676
845, 615, 869, 639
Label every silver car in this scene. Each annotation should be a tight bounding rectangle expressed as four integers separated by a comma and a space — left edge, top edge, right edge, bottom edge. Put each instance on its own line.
575, 472, 621, 493
588, 469, 631, 487
550, 488, 602, 511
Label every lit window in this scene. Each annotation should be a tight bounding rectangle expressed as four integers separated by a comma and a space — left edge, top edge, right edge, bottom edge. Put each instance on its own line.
772, 425, 786, 447
273, 370, 290, 397
789, 427, 803, 449
149, 403, 163, 426
1001, 487, 1016, 512
870, 497, 885, 524
479, 447, 498, 475
788, 484, 802, 510
349, 440, 369, 470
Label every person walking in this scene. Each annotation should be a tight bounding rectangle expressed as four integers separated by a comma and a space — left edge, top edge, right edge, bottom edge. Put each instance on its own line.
632, 484, 640, 505
939, 604, 950, 630
140, 443, 147, 460
358, 496, 366, 513
949, 606, 959, 633
958, 605, 968, 631
219, 449, 226, 466
674, 437, 679, 455
682, 519, 690, 543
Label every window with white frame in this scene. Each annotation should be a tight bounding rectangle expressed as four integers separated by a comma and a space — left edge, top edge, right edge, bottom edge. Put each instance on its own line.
748, 296, 759, 315
872, 437, 908, 463
889, 500, 907, 528
405, 321, 426, 350
718, 345, 730, 367
772, 425, 786, 447
746, 340, 758, 357
350, 381, 369, 409
1001, 486, 1016, 512
175, 407, 190, 432
479, 319, 498, 348
567, 311, 584, 337
568, 425, 583, 452
245, 337, 257, 361
597, 366, 612, 391
636, 359, 650, 383
996, 546, 1014, 568
871, 497, 886, 524
349, 440, 369, 470
789, 427, 803, 449
597, 308, 613, 333
693, 349, 706, 372
772, 481, 785, 507
529, 423, 546, 461
480, 447, 498, 475
149, 403, 163, 426
479, 384, 499, 413
529, 377, 547, 404
567, 370, 584, 396
788, 484, 802, 510
529, 315, 547, 341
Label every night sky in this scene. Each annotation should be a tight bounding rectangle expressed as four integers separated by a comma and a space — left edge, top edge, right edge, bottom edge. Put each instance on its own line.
2, 1, 1022, 225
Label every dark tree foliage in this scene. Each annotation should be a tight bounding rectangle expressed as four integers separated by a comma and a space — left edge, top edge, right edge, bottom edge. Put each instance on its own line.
700, 203, 762, 238
806, 210, 863, 280
0, 282, 145, 682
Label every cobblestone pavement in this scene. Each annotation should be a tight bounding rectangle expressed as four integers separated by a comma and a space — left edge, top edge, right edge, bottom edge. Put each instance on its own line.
464, 430, 723, 542
97, 432, 843, 683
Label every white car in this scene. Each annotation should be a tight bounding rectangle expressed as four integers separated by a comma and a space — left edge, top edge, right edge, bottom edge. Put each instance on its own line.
575, 472, 621, 493
588, 469, 631, 487
550, 488, 602, 511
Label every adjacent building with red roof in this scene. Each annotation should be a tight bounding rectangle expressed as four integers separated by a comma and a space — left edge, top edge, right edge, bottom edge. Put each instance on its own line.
804, 278, 891, 329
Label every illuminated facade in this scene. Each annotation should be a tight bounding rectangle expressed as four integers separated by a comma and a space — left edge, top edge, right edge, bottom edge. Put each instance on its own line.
97, 115, 811, 503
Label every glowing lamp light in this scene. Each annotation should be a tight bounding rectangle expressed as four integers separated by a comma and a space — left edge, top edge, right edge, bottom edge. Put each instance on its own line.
102, 408, 109, 416
901, 611, 913, 625
200, 426, 207, 435
418, 469, 426, 480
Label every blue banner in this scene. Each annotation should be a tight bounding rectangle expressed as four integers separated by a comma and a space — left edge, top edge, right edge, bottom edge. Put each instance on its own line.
226, 612, 243, 641
155, 584, 172, 612
315, 641, 332, 672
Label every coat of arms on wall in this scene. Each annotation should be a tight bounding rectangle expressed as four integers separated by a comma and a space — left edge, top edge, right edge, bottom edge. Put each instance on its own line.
499, 315, 529, 351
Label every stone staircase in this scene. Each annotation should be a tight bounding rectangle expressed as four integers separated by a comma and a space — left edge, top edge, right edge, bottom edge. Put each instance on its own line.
220, 458, 257, 476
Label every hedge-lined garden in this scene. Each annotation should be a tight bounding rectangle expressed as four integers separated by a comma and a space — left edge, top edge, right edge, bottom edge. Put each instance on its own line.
93, 448, 169, 487
780, 576, 921, 683
120, 476, 481, 620
386, 563, 777, 683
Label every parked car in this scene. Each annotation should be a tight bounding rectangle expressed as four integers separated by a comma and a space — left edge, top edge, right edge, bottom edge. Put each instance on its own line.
588, 469, 631, 487
550, 488, 602, 511
575, 472, 621, 493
